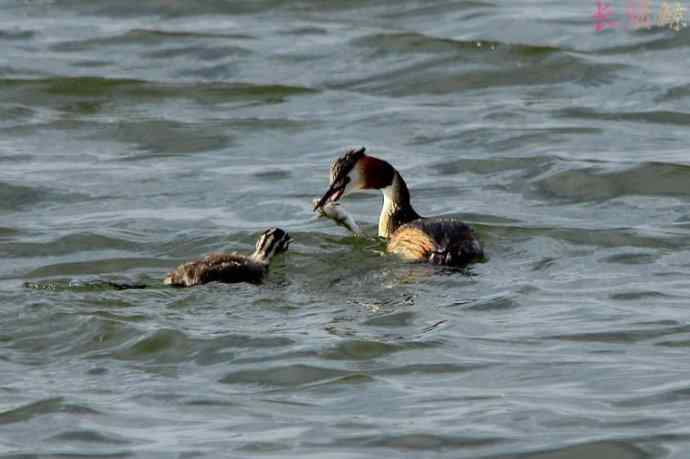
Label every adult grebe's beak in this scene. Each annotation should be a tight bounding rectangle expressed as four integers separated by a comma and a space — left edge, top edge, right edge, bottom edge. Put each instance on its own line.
314, 146, 365, 211
313, 179, 348, 211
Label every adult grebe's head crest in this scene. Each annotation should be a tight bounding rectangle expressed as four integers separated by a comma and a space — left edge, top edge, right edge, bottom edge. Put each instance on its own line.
315, 146, 403, 212
314, 147, 397, 211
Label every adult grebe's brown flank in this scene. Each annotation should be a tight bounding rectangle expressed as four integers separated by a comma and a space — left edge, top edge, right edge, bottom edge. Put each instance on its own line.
314, 147, 483, 266
163, 227, 291, 287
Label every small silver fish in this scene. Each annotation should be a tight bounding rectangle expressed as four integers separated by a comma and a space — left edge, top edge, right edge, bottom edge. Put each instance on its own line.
312, 199, 362, 235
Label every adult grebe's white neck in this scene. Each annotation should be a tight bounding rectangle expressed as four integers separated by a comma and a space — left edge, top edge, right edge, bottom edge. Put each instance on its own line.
377, 172, 420, 238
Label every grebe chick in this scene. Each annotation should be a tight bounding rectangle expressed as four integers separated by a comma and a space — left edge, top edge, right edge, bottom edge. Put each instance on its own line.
163, 227, 291, 287
313, 147, 483, 266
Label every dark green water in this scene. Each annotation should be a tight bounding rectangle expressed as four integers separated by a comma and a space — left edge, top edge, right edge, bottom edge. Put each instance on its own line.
2, 1, 690, 457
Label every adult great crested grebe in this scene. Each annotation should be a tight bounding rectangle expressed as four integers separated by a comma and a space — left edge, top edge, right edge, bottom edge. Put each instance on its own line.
163, 227, 291, 287
313, 147, 483, 266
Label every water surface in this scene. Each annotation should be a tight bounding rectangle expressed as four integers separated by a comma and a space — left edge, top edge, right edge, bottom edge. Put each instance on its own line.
1, 1, 690, 457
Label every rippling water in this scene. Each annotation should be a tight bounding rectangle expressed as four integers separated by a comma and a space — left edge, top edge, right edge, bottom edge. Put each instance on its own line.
2, 0, 690, 457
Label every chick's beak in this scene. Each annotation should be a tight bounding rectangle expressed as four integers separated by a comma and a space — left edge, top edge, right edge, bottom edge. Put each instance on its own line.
313, 180, 346, 211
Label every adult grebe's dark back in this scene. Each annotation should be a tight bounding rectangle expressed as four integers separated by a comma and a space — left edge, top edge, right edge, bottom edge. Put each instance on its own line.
314, 147, 482, 266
